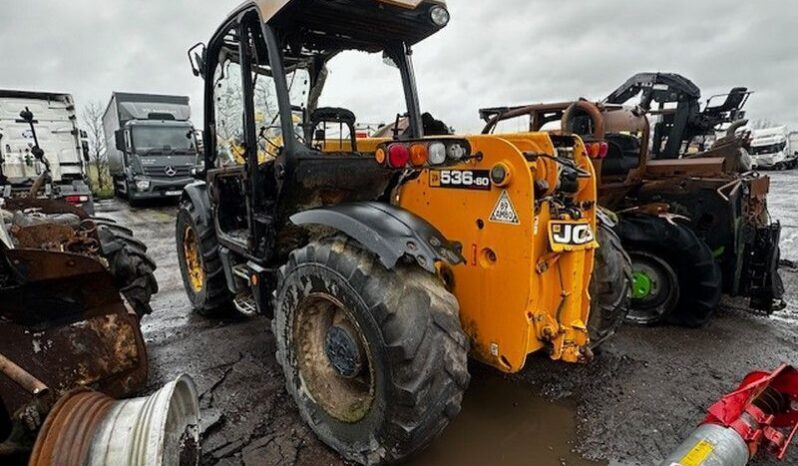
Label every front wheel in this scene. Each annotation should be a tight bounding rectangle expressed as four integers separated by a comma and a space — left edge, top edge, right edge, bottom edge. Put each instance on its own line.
274, 236, 470, 465
176, 199, 232, 317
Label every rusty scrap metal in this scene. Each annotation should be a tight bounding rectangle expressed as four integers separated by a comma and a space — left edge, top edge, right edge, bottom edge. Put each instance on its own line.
9, 223, 76, 250
645, 157, 728, 178
0, 246, 148, 443
0, 353, 48, 397
2, 198, 89, 220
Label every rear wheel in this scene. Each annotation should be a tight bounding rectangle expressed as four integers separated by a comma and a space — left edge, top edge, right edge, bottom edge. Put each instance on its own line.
588, 220, 632, 348
274, 236, 469, 465
176, 199, 232, 317
618, 216, 722, 327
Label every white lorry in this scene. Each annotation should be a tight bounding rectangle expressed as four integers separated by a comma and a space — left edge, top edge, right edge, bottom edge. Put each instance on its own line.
750, 126, 794, 170
0, 90, 94, 212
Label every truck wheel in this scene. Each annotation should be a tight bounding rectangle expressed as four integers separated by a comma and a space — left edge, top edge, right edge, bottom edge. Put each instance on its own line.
98, 223, 159, 319
113, 177, 123, 198
588, 220, 632, 348
126, 182, 143, 208
619, 216, 722, 327
176, 199, 232, 317
273, 236, 470, 465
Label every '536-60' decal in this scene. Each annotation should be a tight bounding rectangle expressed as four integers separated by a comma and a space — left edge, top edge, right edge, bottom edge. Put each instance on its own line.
429, 170, 491, 191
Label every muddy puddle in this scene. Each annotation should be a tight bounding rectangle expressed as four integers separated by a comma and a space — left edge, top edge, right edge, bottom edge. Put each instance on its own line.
408, 369, 605, 466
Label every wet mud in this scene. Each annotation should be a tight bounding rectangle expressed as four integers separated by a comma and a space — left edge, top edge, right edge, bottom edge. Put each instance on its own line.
408, 366, 604, 466
95, 170, 798, 466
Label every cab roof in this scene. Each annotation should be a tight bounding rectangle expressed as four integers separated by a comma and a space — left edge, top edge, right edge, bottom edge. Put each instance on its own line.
236, 0, 448, 53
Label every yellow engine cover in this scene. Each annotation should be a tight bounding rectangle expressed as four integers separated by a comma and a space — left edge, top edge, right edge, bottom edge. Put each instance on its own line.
398, 133, 598, 372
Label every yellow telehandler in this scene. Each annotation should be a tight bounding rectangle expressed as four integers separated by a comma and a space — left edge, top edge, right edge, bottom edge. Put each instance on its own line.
176, 1, 620, 463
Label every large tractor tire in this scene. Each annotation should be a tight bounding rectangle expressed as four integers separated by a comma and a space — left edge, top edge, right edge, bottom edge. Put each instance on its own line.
273, 236, 470, 465
176, 199, 232, 317
588, 220, 632, 348
97, 222, 159, 319
618, 216, 722, 327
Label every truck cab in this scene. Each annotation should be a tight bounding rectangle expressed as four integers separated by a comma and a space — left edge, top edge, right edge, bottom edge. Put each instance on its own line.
750, 126, 793, 170
0, 90, 94, 213
104, 93, 199, 204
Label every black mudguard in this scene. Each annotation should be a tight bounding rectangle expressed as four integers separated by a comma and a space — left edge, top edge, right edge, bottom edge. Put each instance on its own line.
180, 181, 212, 228
290, 202, 463, 274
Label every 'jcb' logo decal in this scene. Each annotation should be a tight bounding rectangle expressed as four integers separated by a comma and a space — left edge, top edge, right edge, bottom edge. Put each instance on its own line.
549, 221, 597, 252
552, 223, 595, 245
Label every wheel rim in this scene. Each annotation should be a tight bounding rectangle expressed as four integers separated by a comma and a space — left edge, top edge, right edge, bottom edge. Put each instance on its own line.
626, 252, 680, 325
183, 226, 205, 293
294, 294, 375, 424
631, 271, 653, 300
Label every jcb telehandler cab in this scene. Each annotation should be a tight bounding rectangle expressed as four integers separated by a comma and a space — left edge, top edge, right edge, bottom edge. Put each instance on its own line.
178, 1, 600, 463
480, 73, 783, 327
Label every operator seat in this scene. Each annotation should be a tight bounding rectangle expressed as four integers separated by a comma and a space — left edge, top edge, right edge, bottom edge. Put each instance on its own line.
310, 107, 358, 153
705, 87, 748, 116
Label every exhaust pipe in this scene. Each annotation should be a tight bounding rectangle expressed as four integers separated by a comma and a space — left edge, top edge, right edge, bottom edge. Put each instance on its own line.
660, 365, 798, 466
28, 375, 200, 466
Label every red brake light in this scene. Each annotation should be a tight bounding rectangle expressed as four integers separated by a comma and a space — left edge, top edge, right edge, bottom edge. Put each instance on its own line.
64, 195, 87, 203
387, 144, 410, 168
587, 142, 609, 159
598, 142, 609, 159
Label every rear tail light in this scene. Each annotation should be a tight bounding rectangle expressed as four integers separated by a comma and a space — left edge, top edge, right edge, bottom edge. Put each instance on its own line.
428, 142, 447, 165
598, 142, 608, 158
587, 142, 609, 159
409, 144, 428, 167
65, 195, 88, 203
378, 140, 471, 168
387, 144, 410, 168
375, 148, 387, 164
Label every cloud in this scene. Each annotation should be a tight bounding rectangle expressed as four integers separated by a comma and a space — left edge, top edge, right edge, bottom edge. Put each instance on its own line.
1, 0, 795, 134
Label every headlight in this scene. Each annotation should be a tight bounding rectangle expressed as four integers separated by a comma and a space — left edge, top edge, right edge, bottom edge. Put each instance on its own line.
136, 180, 151, 191
430, 6, 450, 27
428, 142, 447, 165
447, 143, 467, 161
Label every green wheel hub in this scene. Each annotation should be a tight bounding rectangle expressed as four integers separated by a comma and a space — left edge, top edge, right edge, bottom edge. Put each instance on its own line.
631, 271, 653, 300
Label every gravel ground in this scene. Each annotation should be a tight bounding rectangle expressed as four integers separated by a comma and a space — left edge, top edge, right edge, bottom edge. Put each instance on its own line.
97, 169, 798, 466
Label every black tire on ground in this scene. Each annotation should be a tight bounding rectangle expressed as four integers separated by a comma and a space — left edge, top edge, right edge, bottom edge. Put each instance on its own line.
618, 216, 722, 328
98, 223, 159, 319
273, 236, 470, 465
588, 220, 632, 348
176, 198, 232, 317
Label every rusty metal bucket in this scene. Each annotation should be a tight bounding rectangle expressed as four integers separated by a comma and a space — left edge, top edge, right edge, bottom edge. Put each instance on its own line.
28, 375, 200, 466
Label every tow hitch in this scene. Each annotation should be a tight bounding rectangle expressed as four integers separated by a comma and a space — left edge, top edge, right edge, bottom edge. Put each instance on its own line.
662, 364, 798, 466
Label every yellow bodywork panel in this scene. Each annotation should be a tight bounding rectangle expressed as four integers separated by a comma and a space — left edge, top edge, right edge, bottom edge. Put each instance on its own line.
398, 133, 597, 372
319, 138, 389, 154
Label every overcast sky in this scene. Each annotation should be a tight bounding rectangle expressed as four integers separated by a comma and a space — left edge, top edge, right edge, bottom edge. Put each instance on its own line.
1, 0, 795, 133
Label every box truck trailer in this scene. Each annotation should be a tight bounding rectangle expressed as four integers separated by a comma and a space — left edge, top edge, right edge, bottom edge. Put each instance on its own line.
0, 90, 94, 213
103, 93, 199, 205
